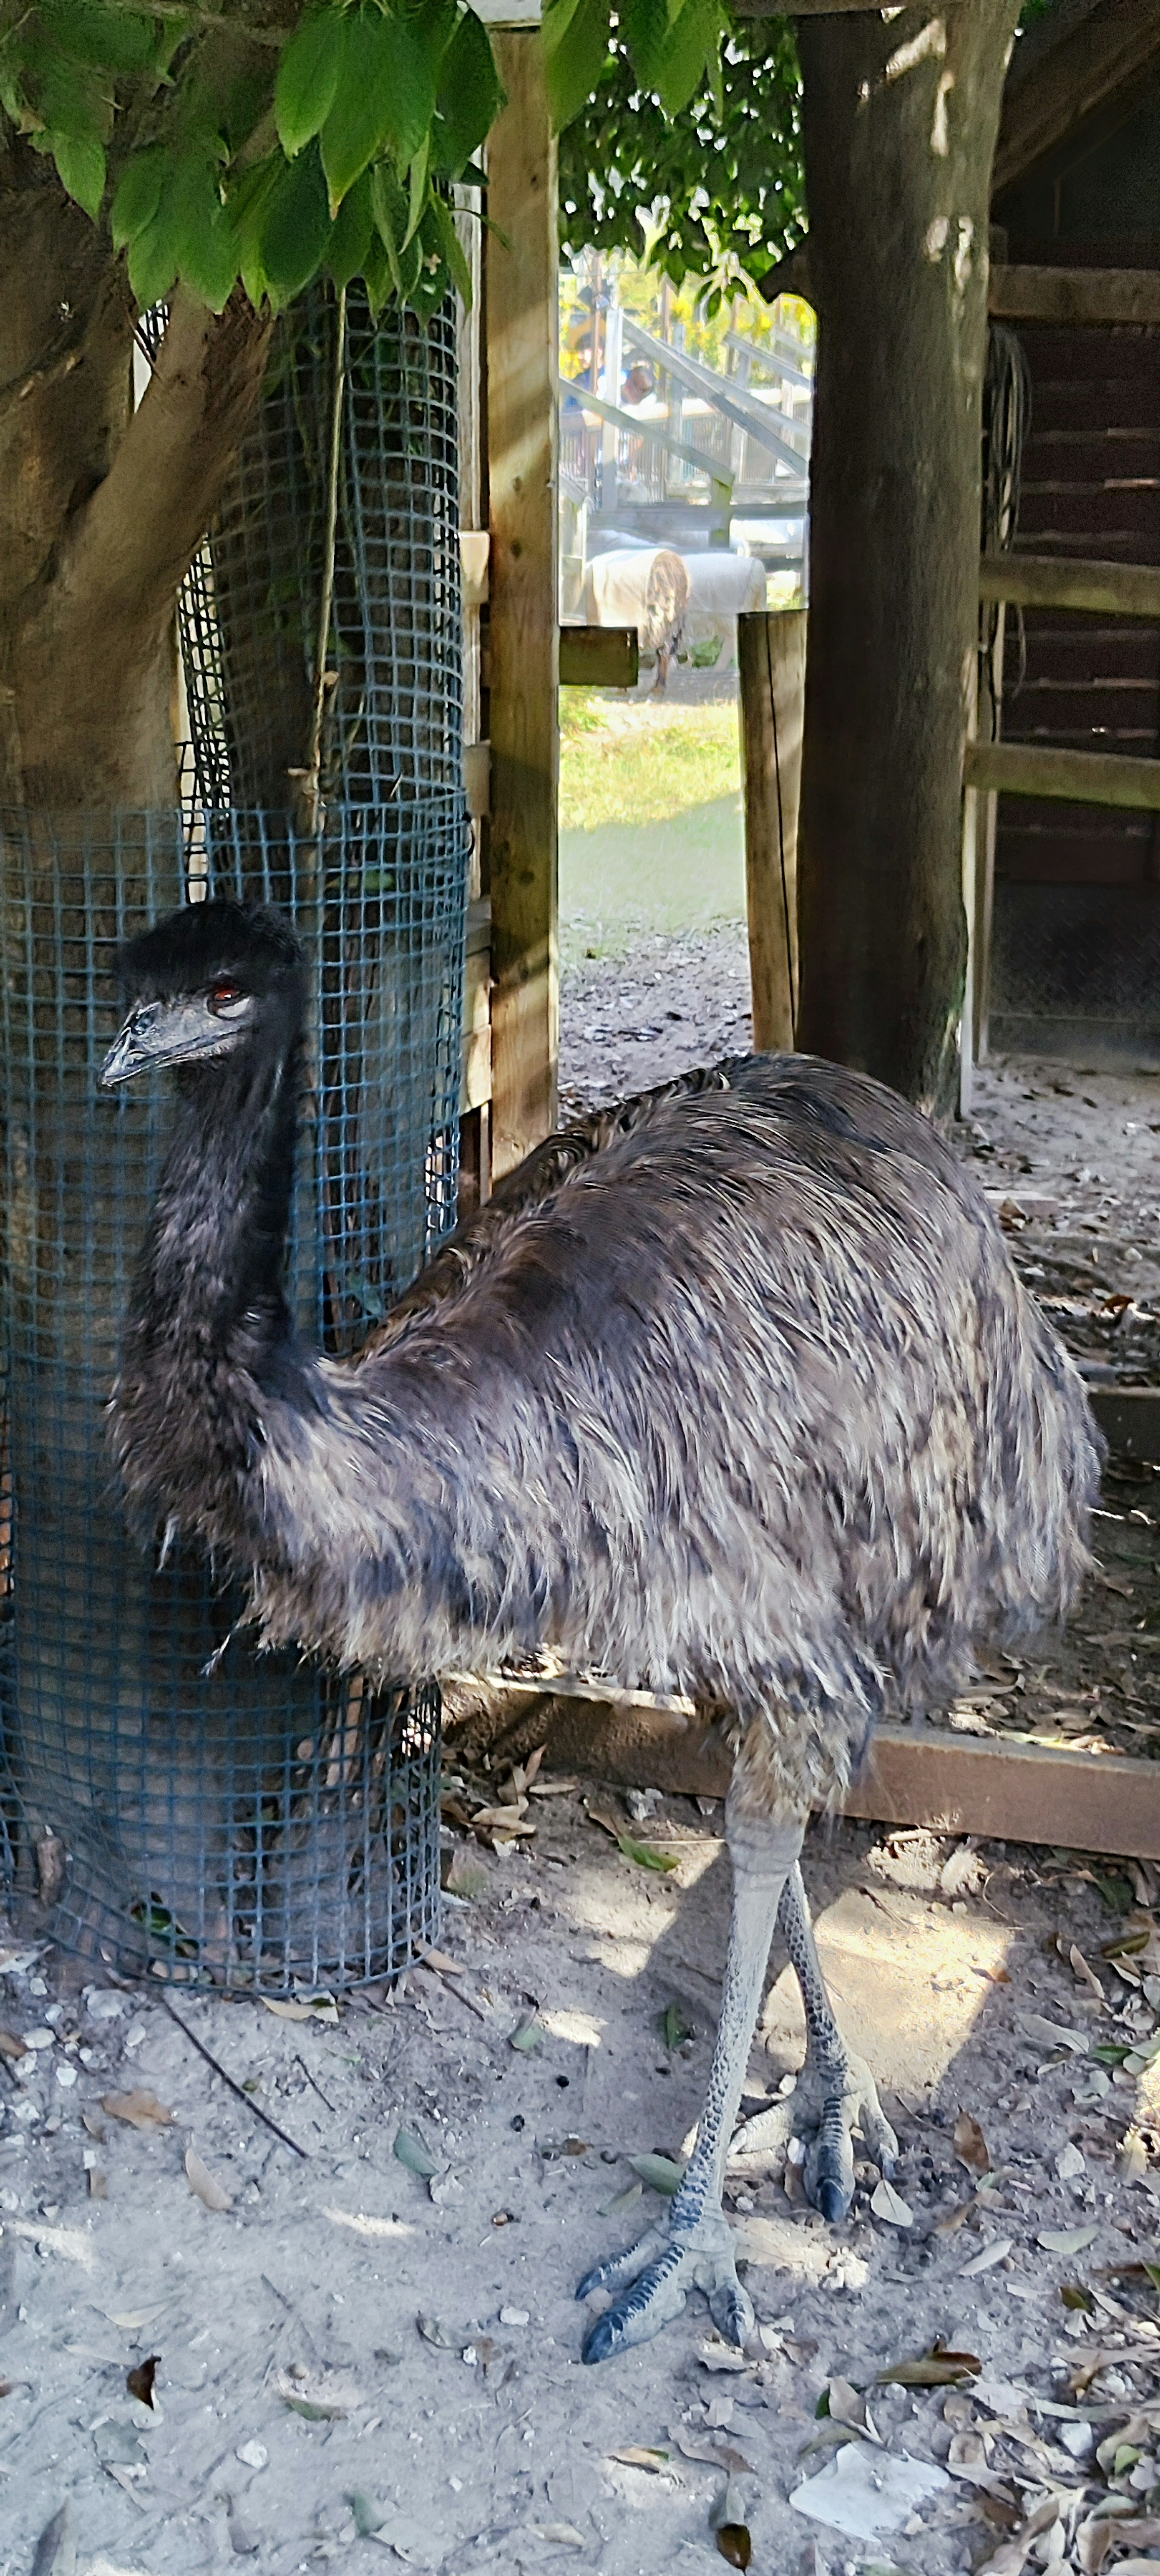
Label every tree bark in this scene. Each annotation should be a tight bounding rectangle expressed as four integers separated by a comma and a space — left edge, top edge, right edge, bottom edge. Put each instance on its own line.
0, 136, 272, 815
795, 1, 1020, 1109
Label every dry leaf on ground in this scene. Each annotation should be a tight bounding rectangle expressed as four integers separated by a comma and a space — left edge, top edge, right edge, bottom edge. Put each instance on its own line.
870, 2177, 913, 2227
954, 2112, 991, 2175
185, 2147, 233, 2212
608, 2446, 671, 2473
100, 2090, 174, 2131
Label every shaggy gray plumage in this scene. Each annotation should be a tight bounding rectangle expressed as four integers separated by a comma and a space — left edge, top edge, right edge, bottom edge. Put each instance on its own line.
103, 900, 1101, 2360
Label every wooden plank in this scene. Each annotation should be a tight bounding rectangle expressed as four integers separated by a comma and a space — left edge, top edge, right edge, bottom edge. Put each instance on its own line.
460, 894, 492, 1115
738, 609, 805, 1052
486, 29, 559, 1180
528, 1701, 1160, 1861
990, 265, 1160, 328
965, 737, 1160, 813
558, 625, 639, 689
992, 2, 1160, 198
981, 553, 1160, 621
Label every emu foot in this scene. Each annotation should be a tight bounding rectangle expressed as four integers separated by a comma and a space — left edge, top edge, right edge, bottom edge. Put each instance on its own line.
731, 2051, 898, 2223
577, 2206, 751, 2364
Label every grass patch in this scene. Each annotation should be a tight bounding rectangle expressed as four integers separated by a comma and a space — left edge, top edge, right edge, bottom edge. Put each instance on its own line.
560, 691, 744, 966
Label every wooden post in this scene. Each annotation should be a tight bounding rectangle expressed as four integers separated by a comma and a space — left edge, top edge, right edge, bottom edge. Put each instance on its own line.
486, 30, 559, 1180
738, 609, 806, 1053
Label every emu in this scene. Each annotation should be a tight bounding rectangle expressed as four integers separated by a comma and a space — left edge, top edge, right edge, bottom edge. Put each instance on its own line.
102, 898, 1099, 2364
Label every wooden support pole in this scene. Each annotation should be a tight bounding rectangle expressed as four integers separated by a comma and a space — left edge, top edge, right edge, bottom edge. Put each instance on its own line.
486, 30, 559, 1180
965, 737, 1160, 812
738, 609, 806, 1054
981, 553, 1160, 621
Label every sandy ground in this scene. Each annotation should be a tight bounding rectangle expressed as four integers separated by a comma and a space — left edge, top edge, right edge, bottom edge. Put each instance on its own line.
5, 929, 1160, 2575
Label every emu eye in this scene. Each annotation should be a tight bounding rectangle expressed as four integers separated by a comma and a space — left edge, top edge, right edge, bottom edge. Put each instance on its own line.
207, 979, 248, 1019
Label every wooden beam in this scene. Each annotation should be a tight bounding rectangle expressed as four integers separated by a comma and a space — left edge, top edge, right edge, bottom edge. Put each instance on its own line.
528, 1700, 1160, 1862
739, 609, 805, 1052
990, 264, 1160, 327
964, 737, 1160, 813
558, 625, 639, 689
486, 30, 559, 1180
981, 553, 1160, 621
993, 0, 1160, 198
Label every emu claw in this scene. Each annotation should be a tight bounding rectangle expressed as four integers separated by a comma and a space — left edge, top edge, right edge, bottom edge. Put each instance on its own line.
730, 2048, 898, 2224
577, 2214, 753, 2363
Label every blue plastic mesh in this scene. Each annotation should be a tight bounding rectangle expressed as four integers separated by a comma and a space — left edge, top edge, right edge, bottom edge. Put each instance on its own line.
0, 289, 468, 1990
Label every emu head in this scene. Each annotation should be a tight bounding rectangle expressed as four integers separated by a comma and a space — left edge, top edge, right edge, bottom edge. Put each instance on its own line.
102, 899, 306, 1088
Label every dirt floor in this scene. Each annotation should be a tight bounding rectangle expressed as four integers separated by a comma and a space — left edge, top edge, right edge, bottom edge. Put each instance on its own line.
5, 931, 1160, 2576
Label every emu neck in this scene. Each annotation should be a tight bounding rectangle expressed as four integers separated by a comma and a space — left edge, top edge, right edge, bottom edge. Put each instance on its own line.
139, 1029, 302, 1372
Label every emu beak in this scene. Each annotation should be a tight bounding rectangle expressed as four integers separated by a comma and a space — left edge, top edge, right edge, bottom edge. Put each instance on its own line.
101, 997, 232, 1087
101, 1002, 166, 1087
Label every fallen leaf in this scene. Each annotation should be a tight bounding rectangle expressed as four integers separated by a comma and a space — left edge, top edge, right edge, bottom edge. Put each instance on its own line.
660, 2002, 693, 2051
275, 2366, 356, 2420
628, 2153, 686, 2196
870, 2177, 913, 2228
529, 2526, 585, 2548
1061, 2285, 1095, 2313
583, 1801, 678, 1873
940, 1842, 984, 1900
600, 2180, 644, 2219
716, 2528, 751, 2570
954, 2113, 991, 2176
393, 2126, 440, 2179
422, 1950, 466, 1977
609, 2446, 670, 2472
416, 2312, 462, 2351
126, 2356, 158, 2408
1014, 2012, 1089, 2056
350, 2491, 385, 2539
1038, 2225, 1098, 2256
509, 2013, 542, 2054
101, 2090, 174, 2132
185, 2147, 233, 2212
1070, 1944, 1106, 2002
0, 2028, 28, 2060
259, 1999, 318, 2023
959, 2238, 1013, 2278
103, 2303, 167, 2331
30, 2502, 76, 2576
876, 2346, 980, 2389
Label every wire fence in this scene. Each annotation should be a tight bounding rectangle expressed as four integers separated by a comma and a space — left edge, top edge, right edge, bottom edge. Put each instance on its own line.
0, 287, 468, 1989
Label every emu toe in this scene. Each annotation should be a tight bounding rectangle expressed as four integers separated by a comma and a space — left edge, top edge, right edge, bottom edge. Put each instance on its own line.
577, 2212, 753, 2363
730, 2048, 898, 2224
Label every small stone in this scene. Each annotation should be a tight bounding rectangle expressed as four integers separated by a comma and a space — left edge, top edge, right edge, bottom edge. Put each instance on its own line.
21, 2029, 54, 2051
53, 2063, 77, 2089
85, 1991, 125, 2023
236, 2440, 269, 2470
1056, 2142, 1085, 2182
499, 2305, 529, 2328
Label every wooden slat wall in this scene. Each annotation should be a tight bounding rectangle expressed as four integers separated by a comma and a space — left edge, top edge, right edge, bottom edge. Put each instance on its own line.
995, 263, 1160, 895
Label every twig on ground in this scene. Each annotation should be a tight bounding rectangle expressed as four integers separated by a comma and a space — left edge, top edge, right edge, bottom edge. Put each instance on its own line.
158, 1993, 309, 2160
295, 2051, 337, 2114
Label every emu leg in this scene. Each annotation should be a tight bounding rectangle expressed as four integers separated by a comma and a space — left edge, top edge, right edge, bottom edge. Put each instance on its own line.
730, 1861, 898, 2219
577, 1798, 806, 2363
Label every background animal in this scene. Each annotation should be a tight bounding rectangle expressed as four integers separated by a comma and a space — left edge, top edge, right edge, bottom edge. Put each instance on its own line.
102, 899, 1101, 2364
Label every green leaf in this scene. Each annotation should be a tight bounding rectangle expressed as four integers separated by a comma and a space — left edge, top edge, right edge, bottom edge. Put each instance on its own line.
650, 0, 727, 120
261, 141, 333, 300
427, 188, 471, 304
128, 205, 180, 311
370, 157, 408, 295
40, 0, 161, 74
327, 168, 374, 290
618, 1833, 678, 1874
509, 2011, 542, 2053
434, 6, 503, 173
320, 5, 436, 214
50, 126, 105, 218
275, 5, 347, 160
393, 2124, 440, 2178
616, 0, 671, 92
110, 147, 168, 249
402, 133, 430, 250
660, 2002, 692, 2051
181, 207, 239, 312
627, 2152, 685, 2195
542, 0, 612, 133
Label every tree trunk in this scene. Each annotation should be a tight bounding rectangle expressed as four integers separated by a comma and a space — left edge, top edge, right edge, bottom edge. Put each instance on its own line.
795, 1, 1020, 1109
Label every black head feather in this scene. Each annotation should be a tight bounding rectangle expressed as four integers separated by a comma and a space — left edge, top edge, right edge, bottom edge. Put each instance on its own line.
114, 898, 304, 1003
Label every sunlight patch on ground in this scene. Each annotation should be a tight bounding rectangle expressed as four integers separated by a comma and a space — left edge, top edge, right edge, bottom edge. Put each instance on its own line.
541, 2007, 604, 2047
322, 2207, 415, 2240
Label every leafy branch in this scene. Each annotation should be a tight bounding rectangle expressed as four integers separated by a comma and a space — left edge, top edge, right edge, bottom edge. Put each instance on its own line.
0, 0, 502, 317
